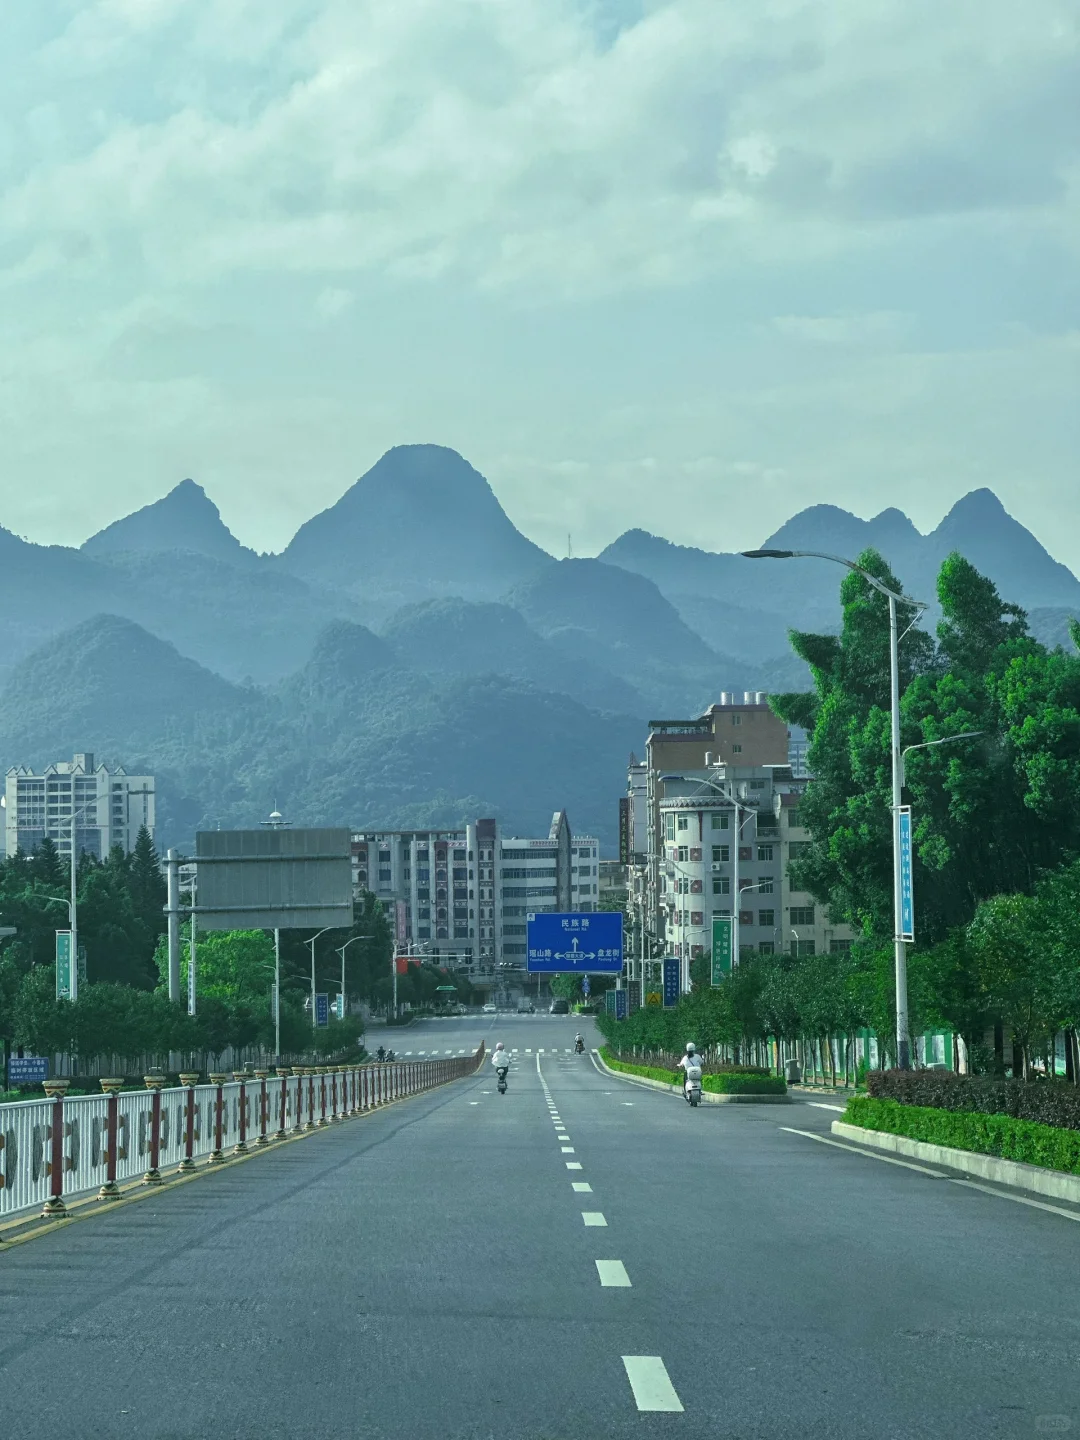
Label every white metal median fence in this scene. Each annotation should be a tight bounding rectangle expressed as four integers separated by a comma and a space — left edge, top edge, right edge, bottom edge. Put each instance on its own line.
0, 1047, 485, 1225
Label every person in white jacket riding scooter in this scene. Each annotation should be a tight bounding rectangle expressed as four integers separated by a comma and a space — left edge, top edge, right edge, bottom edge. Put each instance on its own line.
677, 1042, 703, 1101
492, 1042, 510, 1083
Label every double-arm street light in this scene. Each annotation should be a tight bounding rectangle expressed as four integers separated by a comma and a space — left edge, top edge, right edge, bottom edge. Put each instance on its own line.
742, 546, 980, 1068
335, 935, 365, 1021
307, 926, 335, 1031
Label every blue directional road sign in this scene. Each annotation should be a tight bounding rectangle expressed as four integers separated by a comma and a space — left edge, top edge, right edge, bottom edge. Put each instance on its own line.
526, 911, 623, 973
315, 993, 330, 1027
662, 957, 681, 1008
582, 975, 591, 997
614, 989, 628, 1020
898, 807, 914, 941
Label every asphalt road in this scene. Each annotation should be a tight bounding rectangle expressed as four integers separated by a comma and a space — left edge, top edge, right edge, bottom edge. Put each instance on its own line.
1, 1011, 1078, 1439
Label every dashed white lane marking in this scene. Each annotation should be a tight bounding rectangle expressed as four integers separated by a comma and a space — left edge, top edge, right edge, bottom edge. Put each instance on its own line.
780, 1127, 947, 1177
622, 1357, 683, 1413
596, 1261, 631, 1288
572, 1182, 592, 1193
469, 1101, 479, 1106
566, 1162, 583, 1170
621, 1102, 634, 1107
808, 1102, 846, 1113
582, 1211, 607, 1226
444, 1050, 453, 1055
561, 1146, 575, 1154
418, 1051, 426, 1055
526, 1048, 532, 1053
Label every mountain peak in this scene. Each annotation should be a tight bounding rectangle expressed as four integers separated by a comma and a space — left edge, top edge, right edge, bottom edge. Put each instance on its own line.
279, 445, 551, 603
937, 488, 1008, 526
83, 480, 255, 565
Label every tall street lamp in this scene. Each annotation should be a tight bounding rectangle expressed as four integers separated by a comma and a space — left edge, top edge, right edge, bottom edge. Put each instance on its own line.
335, 935, 365, 1020
307, 926, 335, 1031
742, 547, 926, 1068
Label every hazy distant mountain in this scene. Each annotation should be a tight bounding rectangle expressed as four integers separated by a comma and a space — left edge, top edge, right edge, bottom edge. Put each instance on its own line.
0, 614, 250, 762
382, 597, 647, 714
279, 445, 552, 611
1028, 607, 1080, 653
83, 479, 259, 566
922, 490, 1080, 609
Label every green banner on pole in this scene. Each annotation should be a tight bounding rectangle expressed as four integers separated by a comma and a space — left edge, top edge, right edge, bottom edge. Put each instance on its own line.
711, 916, 733, 985
56, 930, 73, 1001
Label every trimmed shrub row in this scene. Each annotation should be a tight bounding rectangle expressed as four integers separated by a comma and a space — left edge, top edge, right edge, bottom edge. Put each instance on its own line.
846, 1096, 1080, 1176
867, 1068, 1080, 1132
600, 1050, 786, 1094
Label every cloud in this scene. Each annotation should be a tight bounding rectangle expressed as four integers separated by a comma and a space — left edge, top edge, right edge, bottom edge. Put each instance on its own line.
1, 0, 1077, 296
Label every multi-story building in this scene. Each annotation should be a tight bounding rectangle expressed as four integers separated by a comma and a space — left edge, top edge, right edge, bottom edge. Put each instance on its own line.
350, 811, 598, 982
641, 694, 790, 948
2, 753, 155, 861
657, 762, 854, 990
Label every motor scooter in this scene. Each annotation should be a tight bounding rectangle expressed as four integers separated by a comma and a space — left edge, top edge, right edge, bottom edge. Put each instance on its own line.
683, 1062, 702, 1107
496, 1067, 508, 1094
574, 1037, 585, 1054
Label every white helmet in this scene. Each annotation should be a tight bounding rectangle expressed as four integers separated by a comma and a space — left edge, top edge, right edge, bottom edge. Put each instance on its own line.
685, 1042, 696, 1055
495, 1041, 504, 1051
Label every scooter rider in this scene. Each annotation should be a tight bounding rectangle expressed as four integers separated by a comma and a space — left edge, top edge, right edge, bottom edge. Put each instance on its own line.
574, 1033, 585, 1053
491, 1041, 510, 1079
677, 1042, 702, 1091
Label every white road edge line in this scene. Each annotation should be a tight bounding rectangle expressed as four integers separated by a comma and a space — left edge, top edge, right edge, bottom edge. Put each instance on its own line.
807, 1102, 847, 1113
780, 1126, 947, 1177
596, 1260, 631, 1287
948, 1177, 1080, 1223
622, 1357, 683, 1413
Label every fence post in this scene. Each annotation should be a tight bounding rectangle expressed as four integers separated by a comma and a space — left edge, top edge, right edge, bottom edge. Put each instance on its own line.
178, 1073, 199, 1173
98, 1077, 124, 1199
143, 1075, 166, 1185
41, 1078, 70, 1218
290, 1069, 305, 1132
208, 1074, 227, 1164
233, 1073, 249, 1155
254, 1071, 270, 1146
348, 1067, 357, 1116
316, 1067, 328, 1127
329, 1068, 339, 1122
305, 1068, 317, 1130
276, 1069, 290, 1139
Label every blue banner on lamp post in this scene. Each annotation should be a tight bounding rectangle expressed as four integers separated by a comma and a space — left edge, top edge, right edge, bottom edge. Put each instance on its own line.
898, 807, 914, 941
662, 956, 680, 1008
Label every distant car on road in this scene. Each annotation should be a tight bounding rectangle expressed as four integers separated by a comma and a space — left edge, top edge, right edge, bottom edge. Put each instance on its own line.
482, 1002, 497, 1014
549, 998, 570, 1015
517, 1002, 535, 1014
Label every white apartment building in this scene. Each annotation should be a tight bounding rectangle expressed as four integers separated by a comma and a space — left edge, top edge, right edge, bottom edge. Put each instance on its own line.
2, 753, 155, 860
658, 763, 854, 992
350, 811, 599, 981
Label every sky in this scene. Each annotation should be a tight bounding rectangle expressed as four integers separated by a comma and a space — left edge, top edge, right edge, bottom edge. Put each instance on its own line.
1, 0, 1078, 565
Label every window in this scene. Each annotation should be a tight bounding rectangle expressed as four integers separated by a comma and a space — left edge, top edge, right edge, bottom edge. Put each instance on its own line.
710, 814, 729, 830
732, 744, 742, 754
738, 846, 752, 861
712, 845, 730, 863
757, 877, 774, 894
712, 877, 730, 895
664, 814, 675, 840
749, 779, 764, 790
739, 909, 753, 925
677, 815, 689, 831
714, 907, 731, 917
830, 939, 853, 955
417, 887, 430, 901
378, 869, 391, 884
790, 939, 816, 958
790, 906, 816, 926
378, 850, 391, 862
732, 713, 742, 726
501, 868, 527, 880
504, 924, 526, 936
758, 909, 775, 928
677, 846, 688, 862
788, 808, 802, 828
757, 845, 774, 861
788, 841, 811, 860
758, 941, 775, 955
452, 866, 467, 881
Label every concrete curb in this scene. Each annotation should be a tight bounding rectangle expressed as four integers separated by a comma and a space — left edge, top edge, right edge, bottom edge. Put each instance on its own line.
591, 1050, 792, 1104
831, 1121, 1080, 1204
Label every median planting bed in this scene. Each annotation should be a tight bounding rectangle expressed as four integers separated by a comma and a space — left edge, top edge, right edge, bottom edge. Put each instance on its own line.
600, 1049, 787, 1095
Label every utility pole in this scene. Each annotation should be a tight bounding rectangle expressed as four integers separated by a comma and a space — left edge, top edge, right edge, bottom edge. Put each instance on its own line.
166, 849, 181, 1002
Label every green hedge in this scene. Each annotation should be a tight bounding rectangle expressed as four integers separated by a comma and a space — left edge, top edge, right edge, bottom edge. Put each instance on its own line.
600, 1049, 786, 1094
845, 1096, 1080, 1176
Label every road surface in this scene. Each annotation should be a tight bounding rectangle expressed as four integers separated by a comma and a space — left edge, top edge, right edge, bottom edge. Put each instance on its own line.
1, 1011, 1077, 1438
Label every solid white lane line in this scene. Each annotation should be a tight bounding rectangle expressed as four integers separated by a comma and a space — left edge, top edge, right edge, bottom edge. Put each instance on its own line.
808, 1102, 847, 1113
561, 1146, 575, 1154
582, 1212, 607, 1226
780, 1127, 947, 1177
566, 1162, 583, 1170
572, 1182, 592, 1193
596, 1260, 631, 1287
622, 1357, 683, 1413
948, 1177, 1080, 1223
